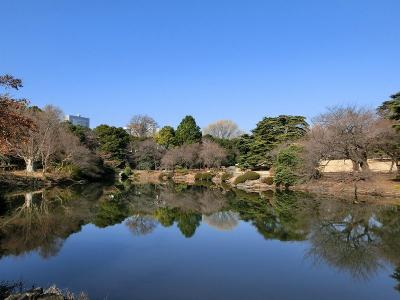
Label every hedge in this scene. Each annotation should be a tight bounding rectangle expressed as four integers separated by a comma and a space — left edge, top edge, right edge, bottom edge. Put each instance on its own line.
233, 171, 260, 185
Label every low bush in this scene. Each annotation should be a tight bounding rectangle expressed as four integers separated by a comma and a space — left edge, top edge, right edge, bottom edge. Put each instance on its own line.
233, 171, 260, 185
123, 166, 132, 177
175, 168, 189, 175
120, 166, 132, 181
221, 172, 233, 182
195, 172, 214, 181
261, 177, 274, 185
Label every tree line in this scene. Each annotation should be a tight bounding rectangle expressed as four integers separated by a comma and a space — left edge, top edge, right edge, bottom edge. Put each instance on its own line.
1, 74, 399, 186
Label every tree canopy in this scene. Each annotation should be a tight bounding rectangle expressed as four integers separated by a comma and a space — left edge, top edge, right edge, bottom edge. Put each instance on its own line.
0, 75, 33, 155
238, 115, 309, 169
94, 125, 130, 160
203, 120, 242, 139
175, 115, 202, 145
127, 114, 158, 138
378, 92, 400, 129
155, 126, 176, 149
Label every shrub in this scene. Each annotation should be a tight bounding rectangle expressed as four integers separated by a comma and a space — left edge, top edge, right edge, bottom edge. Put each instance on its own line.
120, 166, 132, 181
221, 172, 233, 182
123, 166, 132, 177
274, 167, 297, 188
261, 177, 274, 185
233, 171, 260, 185
159, 172, 173, 181
175, 168, 189, 175
195, 172, 214, 181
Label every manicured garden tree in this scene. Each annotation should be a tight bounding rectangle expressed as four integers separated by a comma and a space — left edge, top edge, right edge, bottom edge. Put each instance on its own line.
175, 115, 202, 145
238, 115, 308, 169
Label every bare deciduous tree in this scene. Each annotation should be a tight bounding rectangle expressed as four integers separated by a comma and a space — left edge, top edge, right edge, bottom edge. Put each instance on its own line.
161, 147, 180, 170
14, 109, 42, 172
161, 143, 201, 170
131, 139, 165, 170
161, 141, 227, 170
127, 115, 158, 138
199, 140, 227, 168
12, 105, 98, 174
371, 119, 400, 175
38, 106, 64, 172
203, 120, 242, 139
14, 106, 64, 172
309, 106, 378, 172
181, 143, 201, 169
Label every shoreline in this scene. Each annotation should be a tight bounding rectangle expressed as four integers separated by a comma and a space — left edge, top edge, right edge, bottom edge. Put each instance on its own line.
2, 169, 400, 204
0, 171, 82, 192
131, 170, 400, 203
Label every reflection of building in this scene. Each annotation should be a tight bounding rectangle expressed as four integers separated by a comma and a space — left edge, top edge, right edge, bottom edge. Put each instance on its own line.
65, 114, 90, 128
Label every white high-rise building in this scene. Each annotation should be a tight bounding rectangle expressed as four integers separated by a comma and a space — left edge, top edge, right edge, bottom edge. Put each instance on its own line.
65, 114, 90, 128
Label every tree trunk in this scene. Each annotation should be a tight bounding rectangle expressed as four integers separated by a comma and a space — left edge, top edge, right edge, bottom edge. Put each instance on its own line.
359, 151, 370, 172
390, 160, 395, 172
351, 160, 360, 171
25, 158, 35, 173
360, 159, 370, 172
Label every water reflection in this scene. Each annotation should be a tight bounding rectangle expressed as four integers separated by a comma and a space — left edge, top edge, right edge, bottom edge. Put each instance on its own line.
0, 186, 101, 259
126, 216, 158, 236
203, 211, 239, 231
0, 183, 400, 291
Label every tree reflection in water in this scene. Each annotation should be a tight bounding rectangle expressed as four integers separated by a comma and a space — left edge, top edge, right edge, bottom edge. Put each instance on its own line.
1, 183, 400, 290
0, 185, 103, 259
307, 212, 383, 280
392, 267, 400, 292
203, 211, 239, 231
126, 215, 158, 236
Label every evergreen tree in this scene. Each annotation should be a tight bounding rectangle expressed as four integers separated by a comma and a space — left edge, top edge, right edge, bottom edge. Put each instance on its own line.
94, 125, 130, 160
378, 92, 400, 129
274, 145, 303, 189
238, 115, 308, 169
175, 115, 202, 145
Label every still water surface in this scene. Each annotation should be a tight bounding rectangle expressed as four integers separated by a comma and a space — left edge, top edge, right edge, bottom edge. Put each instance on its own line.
0, 183, 399, 300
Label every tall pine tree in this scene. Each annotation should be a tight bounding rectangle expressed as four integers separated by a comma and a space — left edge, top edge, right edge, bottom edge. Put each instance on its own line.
175, 116, 202, 145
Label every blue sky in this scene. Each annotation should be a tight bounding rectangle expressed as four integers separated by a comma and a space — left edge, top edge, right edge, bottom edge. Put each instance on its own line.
1, 0, 399, 131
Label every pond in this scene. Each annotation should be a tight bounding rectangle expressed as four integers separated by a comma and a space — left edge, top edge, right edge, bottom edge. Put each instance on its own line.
0, 183, 399, 300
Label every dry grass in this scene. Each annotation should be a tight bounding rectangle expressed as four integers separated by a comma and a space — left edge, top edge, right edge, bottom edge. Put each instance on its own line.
320, 159, 396, 173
